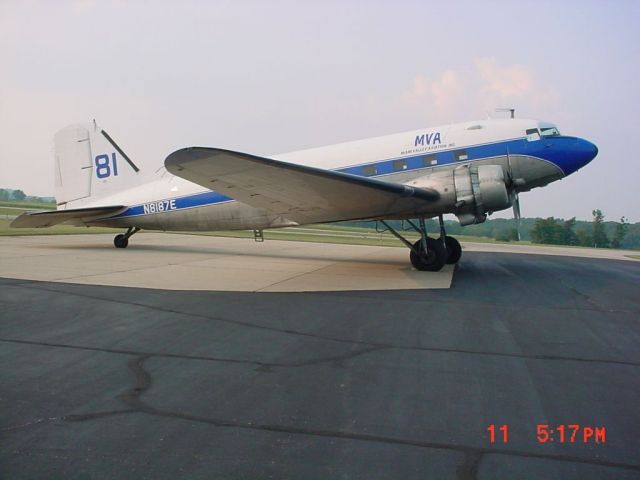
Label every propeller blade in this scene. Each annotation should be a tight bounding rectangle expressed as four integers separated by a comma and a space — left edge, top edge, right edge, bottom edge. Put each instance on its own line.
512, 193, 521, 241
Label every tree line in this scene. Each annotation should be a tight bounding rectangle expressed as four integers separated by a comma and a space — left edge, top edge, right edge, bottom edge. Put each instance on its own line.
343, 209, 638, 250
529, 210, 630, 249
0, 188, 55, 204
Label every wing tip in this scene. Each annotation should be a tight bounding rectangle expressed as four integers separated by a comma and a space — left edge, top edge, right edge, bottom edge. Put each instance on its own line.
165, 147, 214, 173
10, 206, 127, 228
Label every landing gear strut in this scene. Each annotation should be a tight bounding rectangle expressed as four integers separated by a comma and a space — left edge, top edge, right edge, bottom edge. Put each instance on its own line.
113, 227, 140, 249
436, 214, 462, 265
380, 215, 462, 271
444, 235, 462, 264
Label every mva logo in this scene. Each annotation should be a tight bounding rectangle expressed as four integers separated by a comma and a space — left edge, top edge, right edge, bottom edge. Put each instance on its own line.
414, 132, 441, 147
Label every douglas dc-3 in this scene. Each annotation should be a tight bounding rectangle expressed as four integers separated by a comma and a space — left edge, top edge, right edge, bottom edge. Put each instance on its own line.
12, 118, 598, 271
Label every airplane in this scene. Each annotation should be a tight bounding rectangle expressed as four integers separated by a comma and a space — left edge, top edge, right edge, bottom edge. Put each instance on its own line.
11, 117, 598, 271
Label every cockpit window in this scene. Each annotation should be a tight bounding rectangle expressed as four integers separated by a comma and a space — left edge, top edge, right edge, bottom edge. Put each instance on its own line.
525, 128, 541, 141
540, 126, 561, 137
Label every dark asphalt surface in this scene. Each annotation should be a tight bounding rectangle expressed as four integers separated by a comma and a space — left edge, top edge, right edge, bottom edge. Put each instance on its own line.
1, 252, 639, 479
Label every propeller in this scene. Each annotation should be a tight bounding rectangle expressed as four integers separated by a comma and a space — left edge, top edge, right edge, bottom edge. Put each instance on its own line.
512, 191, 521, 241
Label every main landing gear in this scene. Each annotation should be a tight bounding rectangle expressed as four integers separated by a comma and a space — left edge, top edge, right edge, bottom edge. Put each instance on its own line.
113, 227, 140, 249
380, 215, 462, 271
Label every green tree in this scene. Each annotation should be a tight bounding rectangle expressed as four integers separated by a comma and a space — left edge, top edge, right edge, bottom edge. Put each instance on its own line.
563, 217, 578, 245
11, 189, 26, 201
576, 228, 593, 247
0, 189, 9, 201
591, 209, 610, 248
531, 217, 564, 244
495, 228, 519, 242
611, 216, 629, 249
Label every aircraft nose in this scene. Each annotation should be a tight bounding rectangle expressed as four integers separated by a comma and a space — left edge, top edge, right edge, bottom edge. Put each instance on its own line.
574, 138, 598, 168
561, 137, 598, 175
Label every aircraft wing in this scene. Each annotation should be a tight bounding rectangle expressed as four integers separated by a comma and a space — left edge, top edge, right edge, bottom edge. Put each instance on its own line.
165, 147, 439, 224
10, 205, 126, 228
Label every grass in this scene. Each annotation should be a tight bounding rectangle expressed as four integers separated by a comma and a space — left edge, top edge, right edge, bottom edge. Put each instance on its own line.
186, 226, 521, 246
0, 201, 55, 218
0, 208, 23, 216
0, 201, 55, 210
185, 228, 416, 247
5, 219, 635, 253
1, 215, 520, 247
0, 219, 118, 236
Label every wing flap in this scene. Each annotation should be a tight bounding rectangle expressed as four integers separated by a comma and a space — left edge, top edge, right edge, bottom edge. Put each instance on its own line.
165, 148, 439, 224
10, 205, 126, 228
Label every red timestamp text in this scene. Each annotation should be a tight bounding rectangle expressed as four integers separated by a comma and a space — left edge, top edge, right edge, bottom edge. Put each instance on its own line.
487, 424, 509, 443
536, 424, 606, 444
486, 424, 606, 444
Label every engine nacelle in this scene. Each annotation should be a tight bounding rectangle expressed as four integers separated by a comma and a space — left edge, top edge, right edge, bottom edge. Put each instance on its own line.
454, 165, 511, 226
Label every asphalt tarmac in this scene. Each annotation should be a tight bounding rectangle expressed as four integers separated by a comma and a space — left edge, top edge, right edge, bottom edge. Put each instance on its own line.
1, 251, 639, 479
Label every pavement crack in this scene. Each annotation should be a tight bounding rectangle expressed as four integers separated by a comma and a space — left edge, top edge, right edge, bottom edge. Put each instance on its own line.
456, 451, 483, 480
13, 341, 638, 474
128, 409, 640, 473
64, 409, 136, 422
65, 356, 152, 423
566, 284, 605, 311
283, 345, 386, 368
2, 337, 639, 369
56, 351, 640, 474
253, 262, 337, 292
117, 355, 152, 409
2, 417, 47, 431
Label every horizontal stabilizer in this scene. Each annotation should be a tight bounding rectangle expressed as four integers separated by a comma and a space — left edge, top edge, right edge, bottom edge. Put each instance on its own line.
165, 148, 440, 224
10, 205, 126, 228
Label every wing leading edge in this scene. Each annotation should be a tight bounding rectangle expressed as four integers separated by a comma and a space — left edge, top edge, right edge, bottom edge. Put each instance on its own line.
10, 206, 126, 228
165, 147, 439, 224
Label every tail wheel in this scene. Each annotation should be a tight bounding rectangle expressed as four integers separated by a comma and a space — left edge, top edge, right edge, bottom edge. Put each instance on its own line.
114, 234, 129, 249
444, 236, 462, 264
409, 238, 447, 271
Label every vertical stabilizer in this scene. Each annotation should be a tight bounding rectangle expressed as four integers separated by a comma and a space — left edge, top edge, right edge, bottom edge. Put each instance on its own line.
54, 123, 141, 208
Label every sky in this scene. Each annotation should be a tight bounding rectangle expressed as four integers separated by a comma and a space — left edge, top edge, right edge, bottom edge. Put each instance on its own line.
1, 0, 639, 221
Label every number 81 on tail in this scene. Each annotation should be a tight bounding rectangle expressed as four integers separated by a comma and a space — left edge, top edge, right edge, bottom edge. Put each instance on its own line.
95, 153, 118, 179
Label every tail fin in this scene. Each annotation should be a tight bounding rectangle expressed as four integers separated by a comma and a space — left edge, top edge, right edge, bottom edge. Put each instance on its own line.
54, 122, 141, 208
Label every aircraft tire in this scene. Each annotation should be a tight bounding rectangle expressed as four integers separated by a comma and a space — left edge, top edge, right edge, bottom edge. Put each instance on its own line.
114, 234, 129, 249
444, 236, 462, 264
410, 238, 446, 272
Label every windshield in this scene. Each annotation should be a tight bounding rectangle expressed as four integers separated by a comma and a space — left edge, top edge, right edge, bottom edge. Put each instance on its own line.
540, 126, 561, 137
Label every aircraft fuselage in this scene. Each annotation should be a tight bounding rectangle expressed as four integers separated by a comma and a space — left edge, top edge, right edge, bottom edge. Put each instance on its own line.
82, 118, 596, 231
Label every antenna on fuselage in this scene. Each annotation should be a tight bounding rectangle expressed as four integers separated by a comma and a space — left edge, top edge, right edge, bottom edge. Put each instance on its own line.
496, 108, 515, 119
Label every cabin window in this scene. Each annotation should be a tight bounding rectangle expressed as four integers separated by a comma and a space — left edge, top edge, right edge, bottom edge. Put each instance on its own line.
392, 159, 407, 171
422, 155, 437, 166
363, 165, 377, 176
526, 128, 541, 141
454, 150, 468, 161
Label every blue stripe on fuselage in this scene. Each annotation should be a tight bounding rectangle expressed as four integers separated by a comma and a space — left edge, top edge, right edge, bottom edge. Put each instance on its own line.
337, 136, 573, 177
111, 191, 233, 218
110, 136, 571, 220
